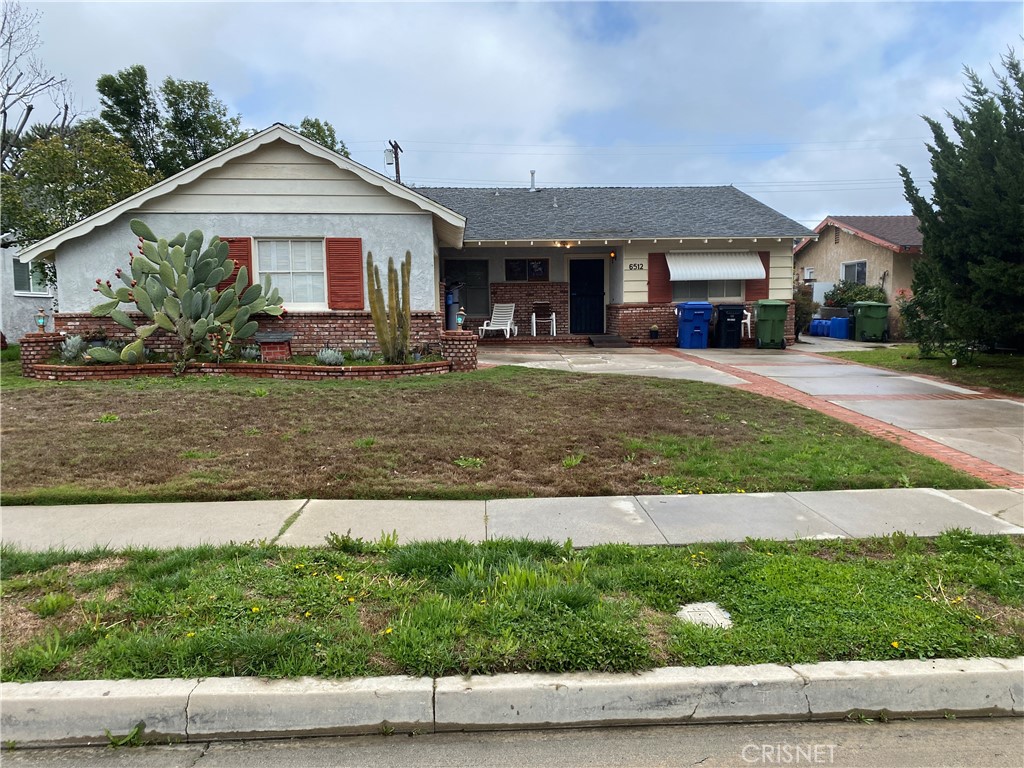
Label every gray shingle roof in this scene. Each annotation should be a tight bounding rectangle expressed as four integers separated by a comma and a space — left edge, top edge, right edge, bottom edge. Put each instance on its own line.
415, 186, 812, 242
829, 215, 922, 248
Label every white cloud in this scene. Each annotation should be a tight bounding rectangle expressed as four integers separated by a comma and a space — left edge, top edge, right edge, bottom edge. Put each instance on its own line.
25, 0, 1024, 225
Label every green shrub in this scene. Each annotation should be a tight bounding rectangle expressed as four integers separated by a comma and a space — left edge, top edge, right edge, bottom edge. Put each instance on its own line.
59, 335, 85, 363
823, 280, 886, 308
315, 348, 346, 366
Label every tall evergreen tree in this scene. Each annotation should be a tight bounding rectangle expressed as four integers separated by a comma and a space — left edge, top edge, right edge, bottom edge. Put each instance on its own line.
96, 64, 163, 173
159, 77, 248, 175
899, 50, 1024, 353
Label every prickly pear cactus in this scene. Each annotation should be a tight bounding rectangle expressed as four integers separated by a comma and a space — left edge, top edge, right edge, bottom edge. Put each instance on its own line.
366, 250, 412, 364
88, 219, 284, 374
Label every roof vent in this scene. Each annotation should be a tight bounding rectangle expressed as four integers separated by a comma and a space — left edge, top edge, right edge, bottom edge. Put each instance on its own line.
529, 170, 537, 192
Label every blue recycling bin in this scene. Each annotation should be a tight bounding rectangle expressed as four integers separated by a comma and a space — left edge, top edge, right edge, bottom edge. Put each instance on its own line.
829, 317, 849, 339
676, 302, 713, 349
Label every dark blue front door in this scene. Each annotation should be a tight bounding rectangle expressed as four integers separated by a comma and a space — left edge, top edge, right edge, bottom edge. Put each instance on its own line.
569, 259, 605, 334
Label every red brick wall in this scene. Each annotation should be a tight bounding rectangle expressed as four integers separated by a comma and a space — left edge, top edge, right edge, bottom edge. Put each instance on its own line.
18, 333, 63, 377
439, 330, 477, 372
484, 282, 569, 336
27, 360, 451, 382
54, 311, 444, 356
606, 304, 678, 346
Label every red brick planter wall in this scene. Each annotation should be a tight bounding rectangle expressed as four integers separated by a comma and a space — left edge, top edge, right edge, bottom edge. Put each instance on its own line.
54, 311, 444, 356
439, 331, 478, 372
18, 333, 64, 377
28, 360, 451, 382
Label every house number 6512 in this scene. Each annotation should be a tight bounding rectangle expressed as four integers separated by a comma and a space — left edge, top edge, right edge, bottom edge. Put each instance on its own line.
627, 263, 645, 270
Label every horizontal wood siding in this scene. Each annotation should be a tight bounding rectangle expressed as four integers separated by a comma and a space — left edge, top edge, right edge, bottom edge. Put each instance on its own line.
137, 140, 421, 215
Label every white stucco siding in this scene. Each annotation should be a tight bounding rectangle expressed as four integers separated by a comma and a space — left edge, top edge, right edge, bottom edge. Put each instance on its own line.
53, 211, 437, 313
137, 140, 423, 216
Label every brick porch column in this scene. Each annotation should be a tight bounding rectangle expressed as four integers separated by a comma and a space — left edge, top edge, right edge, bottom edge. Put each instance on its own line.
440, 330, 477, 372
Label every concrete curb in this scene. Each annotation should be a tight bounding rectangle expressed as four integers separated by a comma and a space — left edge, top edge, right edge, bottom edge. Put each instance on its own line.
2, 657, 1021, 747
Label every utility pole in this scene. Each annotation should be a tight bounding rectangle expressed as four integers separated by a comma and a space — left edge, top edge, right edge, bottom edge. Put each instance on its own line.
388, 140, 403, 184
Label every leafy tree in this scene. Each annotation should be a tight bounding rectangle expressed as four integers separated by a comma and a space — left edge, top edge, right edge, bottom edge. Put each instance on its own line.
0, 129, 151, 247
96, 64, 163, 173
159, 77, 248, 175
899, 50, 1024, 355
293, 116, 349, 156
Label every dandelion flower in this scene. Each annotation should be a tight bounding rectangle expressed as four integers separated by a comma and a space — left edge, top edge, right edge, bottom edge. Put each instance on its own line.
186, 632, 196, 638
891, 641, 899, 649
384, 627, 393, 635
347, 596, 355, 603
305, 611, 312, 618
251, 606, 261, 613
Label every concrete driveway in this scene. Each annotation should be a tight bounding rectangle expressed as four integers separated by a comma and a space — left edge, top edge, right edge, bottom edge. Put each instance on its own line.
684, 342, 1024, 476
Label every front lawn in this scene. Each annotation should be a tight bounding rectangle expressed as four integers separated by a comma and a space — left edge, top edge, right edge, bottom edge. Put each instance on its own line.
824, 345, 1024, 398
2, 531, 1021, 682
0, 365, 986, 505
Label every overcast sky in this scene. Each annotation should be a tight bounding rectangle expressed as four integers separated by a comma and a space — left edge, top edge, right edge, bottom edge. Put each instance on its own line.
27, 0, 1024, 227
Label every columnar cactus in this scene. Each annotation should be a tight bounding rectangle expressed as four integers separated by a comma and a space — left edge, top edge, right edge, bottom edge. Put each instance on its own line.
88, 219, 284, 374
366, 250, 411, 364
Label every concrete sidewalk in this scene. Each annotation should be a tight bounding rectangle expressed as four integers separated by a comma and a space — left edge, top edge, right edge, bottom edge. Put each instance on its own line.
2, 487, 1022, 551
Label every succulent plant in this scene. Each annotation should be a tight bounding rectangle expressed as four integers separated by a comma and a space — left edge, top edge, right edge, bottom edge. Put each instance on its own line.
59, 335, 85, 362
315, 347, 346, 366
87, 219, 284, 374
351, 347, 373, 361
240, 345, 260, 361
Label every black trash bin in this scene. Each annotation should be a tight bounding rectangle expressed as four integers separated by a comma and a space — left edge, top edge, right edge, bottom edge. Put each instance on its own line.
713, 304, 745, 348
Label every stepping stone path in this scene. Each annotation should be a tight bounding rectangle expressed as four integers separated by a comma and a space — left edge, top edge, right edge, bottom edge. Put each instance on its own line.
675, 602, 733, 629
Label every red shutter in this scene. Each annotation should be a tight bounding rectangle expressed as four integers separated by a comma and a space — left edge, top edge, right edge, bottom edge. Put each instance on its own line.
647, 253, 671, 303
326, 237, 364, 310
745, 251, 771, 301
216, 237, 253, 292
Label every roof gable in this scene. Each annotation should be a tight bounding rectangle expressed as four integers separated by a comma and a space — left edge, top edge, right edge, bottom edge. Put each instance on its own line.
796, 215, 922, 255
19, 124, 465, 262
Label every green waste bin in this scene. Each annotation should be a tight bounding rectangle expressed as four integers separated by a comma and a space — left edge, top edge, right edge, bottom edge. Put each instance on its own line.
755, 300, 789, 349
851, 301, 891, 342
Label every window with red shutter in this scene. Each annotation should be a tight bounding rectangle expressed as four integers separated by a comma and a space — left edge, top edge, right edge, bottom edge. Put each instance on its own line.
325, 238, 364, 310
216, 237, 252, 293
647, 253, 671, 303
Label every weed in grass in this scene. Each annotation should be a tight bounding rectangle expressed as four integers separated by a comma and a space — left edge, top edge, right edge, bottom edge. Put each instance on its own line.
354, 437, 376, 448
243, 427, 262, 436
95, 414, 120, 423
562, 452, 584, 468
180, 449, 218, 460
105, 722, 144, 749
249, 388, 269, 398
453, 456, 484, 469
623, 453, 637, 463
27, 592, 74, 617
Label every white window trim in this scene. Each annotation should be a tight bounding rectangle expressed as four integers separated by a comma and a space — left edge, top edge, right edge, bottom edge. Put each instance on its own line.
252, 238, 328, 311
840, 260, 867, 284
11, 258, 51, 297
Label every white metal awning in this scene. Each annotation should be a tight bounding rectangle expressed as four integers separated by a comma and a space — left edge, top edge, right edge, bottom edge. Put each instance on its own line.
666, 251, 765, 281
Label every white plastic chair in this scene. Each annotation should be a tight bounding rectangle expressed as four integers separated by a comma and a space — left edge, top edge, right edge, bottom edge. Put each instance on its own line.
478, 303, 518, 338
530, 302, 556, 336
741, 310, 753, 339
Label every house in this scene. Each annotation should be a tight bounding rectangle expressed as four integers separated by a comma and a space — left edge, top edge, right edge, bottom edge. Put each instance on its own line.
13, 124, 812, 350
2, 238, 53, 339
419, 184, 810, 344
793, 215, 923, 328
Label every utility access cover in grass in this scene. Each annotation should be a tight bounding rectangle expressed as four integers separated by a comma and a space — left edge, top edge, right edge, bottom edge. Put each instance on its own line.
676, 602, 733, 629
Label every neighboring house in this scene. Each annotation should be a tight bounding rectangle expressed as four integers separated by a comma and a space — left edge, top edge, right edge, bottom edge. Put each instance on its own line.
793, 215, 923, 328
14, 124, 812, 350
